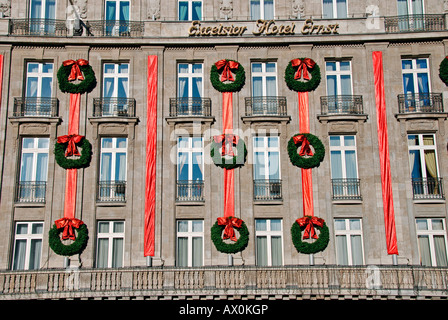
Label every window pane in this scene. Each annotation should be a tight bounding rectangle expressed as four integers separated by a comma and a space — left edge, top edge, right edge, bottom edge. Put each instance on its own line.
330, 136, 340, 147
416, 219, 428, 230
252, 63, 262, 73
102, 138, 113, 148
178, 1, 188, 20
432, 219, 444, 231
271, 236, 282, 266
117, 138, 127, 148
270, 219, 282, 231
178, 221, 189, 232
349, 219, 361, 230
418, 235, 432, 266
32, 223, 43, 234
177, 237, 188, 266
416, 59, 427, 69
268, 136, 278, 148
98, 222, 110, 233
434, 235, 448, 267
336, 235, 348, 265
29, 239, 42, 270
256, 219, 267, 231
256, 236, 268, 266
192, 237, 203, 267
408, 135, 419, 146
113, 221, 124, 233
112, 238, 123, 268
97, 238, 109, 268
13, 239, 27, 270
192, 220, 203, 232
334, 219, 346, 230
16, 224, 28, 234
350, 235, 363, 265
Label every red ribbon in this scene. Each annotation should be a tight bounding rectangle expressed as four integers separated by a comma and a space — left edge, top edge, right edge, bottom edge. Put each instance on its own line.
291, 58, 316, 80
215, 59, 239, 82
296, 216, 324, 240
55, 217, 84, 240
293, 135, 313, 156
214, 134, 239, 157
63, 59, 89, 81
57, 134, 84, 157
217, 216, 243, 242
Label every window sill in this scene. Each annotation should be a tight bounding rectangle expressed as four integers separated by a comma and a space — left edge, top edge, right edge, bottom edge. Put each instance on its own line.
317, 114, 368, 123
253, 200, 283, 205
96, 201, 127, 207
413, 199, 446, 204
395, 112, 448, 121
175, 201, 205, 206
14, 202, 46, 208
332, 199, 363, 205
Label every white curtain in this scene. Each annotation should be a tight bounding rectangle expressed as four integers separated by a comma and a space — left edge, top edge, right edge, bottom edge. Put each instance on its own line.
192, 237, 203, 266
434, 236, 448, 267
264, 0, 274, 19
177, 237, 188, 266
116, 153, 126, 181
26, 77, 38, 98
112, 238, 123, 268
256, 236, 268, 266
12, 240, 27, 270
323, 0, 333, 18
336, 235, 348, 265
20, 154, 33, 181
97, 238, 109, 268
268, 151, 279, 179
177, 152, 189, 181
350, 235, 363, 265
250, 0, 260, 19
418, 236, 431, 266
192, 152, 203, 181
336, 0, 347, 18
271, 236, 282, 266
29, 239, 42, 270
100, 153, 112, 181
330, 151, 342, 179
192, 1, 202, 20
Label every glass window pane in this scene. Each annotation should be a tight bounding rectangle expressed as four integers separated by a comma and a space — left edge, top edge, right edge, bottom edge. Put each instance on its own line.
104, 64, 115, 73
350, 235, 363, 265
270, 219, 282, 231
192, 64, 202, 74
192, 137, 202, 148
23, 138, 35, 149
98, 222, 110, 233
434, 235, 448, 267
432, 219, 444, 231
271, 236, 282, 266
13, 239, 27, 270
17, 224, 28, 234
334, 219, 346, 230
416, 219, 428, 230
344, 136, 355, 146
118, 64, 129, 73
268, 136, 278, 148
402, 60, 413, 69
102, 138, 113, 148
112, 238, 123, 268
178, 1, 188, 20
256, 219, 267, 231
192, 237, 203, 266
418, 235, 432, 266
408, 135, 419, 146
340, 61, 350, 71
32, 223, 43, 234
192, 220, 203, 232
416, 59, 427, 69
29, 239, 42, 270
349, 219, 361, 230
178, 221, 189, 232
256, 236, 268, 266
266, 63, 276, 73
178, 64, 189, 73
113, 221, 124, 233
97, 238, 109, 268
117, 138, 127, 148
330, 136, 340, 146
252, 63, 262, 73
326, 61, 336, 71
336, 235, 348, 265
37, 138, 49, 149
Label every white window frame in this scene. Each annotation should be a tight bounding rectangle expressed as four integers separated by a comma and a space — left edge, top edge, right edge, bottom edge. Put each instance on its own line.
325, 60, 353, 96
334, 218, 365, 266
253, 136, 281, 180
329, 135, 359, 180
177, 62, 203, 99
102, 62, 130, 98
178, 0, 203, 21
12, 221, 44, 270
416, 218, 448, 267
19, 137, 49, 183
25, 62, 54, 98
255, 219, 284, 266
96, 220, 125, 268
251, 61, 278, 97
105, 0, 131, 21
401, 58, 431, 95
250, 0, 275, 20
176, 220, 204, 267
29, 0, 56, 19
99, 137, 128, 182
322, 0, 347, 19
407, 133, 439, 181
397, 0, 424, 16
177, 136, 204, 182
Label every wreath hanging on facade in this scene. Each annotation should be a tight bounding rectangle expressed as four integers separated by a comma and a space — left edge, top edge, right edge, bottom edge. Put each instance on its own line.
49, 218, 89, 257
439, 56, 448, 86
284, 58, 321, 92
54, 134, 92, 169
210, 59, 245, 92
211, 217, 249, 254
288, 133, 325, 169
210, 134, 247, 169
57, 59, 97, 94
291, 216, 329, 255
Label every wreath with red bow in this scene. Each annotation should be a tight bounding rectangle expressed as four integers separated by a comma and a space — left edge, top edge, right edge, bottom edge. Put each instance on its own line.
210, 59, 246, 92
288, 133, 325, 169
439, 56, 448, 86
211, 217, 250, 254
57, 59, 97, 94
49, 218, 89, 256
291, 216, 329, 255
54, 135, 92, 169
210, 134, 247, 169
284, 58, 321, 92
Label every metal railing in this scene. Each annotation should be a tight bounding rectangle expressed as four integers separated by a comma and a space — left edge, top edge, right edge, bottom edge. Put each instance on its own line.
169, 98, 212, 117
244, 96, 287, 116
331, 178, 362, 201
385, 14, 445, 33
93, 98, 136, 117
320, 95, 364, 115
13, 97, 58, 117
176, 180, 204, 202
97, 181, 126, 202
83, 20, 144, 37
253, 179, 282, 201
412, 178, 444, 200
9, 18, 68, 36
15, 181, 46, 203
397, 93, 444, 114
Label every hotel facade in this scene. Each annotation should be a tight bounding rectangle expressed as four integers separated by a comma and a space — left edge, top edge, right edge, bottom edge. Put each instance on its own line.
0, 0, 448, 301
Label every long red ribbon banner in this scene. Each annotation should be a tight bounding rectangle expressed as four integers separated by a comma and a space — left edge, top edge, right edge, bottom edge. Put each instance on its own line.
222, 92, 235, 218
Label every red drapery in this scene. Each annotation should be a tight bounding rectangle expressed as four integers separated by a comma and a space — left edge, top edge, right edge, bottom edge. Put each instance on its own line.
222, 92, 234, 218
144, 55, 158, 257
372, 51, 399, 255
0, 55, 4, 114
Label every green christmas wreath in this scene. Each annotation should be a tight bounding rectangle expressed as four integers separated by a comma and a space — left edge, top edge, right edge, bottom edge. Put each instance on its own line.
439, 56, 448, 86
57, 59, 97, 94
291, 217, 330, 255
210, 59, 245, 93
49, 221, 89, 257
54, 136, 92, 169
284, 58, 321, 92
288, 133, 325, 169
210, 134, 247, 169
211, 217, 249, 254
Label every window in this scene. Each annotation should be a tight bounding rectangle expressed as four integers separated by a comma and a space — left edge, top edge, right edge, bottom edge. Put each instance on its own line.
98, 137, 127, 202
407, 134, 442, 199
250, 0, 274, 20
397, 0, 423, 16
17, 137, 49, 203
96, 221, 125, 268
102, 63, 130, 116
255, 219, 283, 266
30, 0, 55, 19
178, 63, 203, 99
178, 0, 202, 21
401, 58, 431, 108
12, 222, 43, 270
322, 0, 347, 19
105, 1, 130, 35
24, 62, 54, 116
334, 218, 364, 265
416, 218, 448, 267
176, 220, 203, 267
326, 60, 352, 97
329, 135, 361, 200
253, 136, 281, 201
176, 137, 204, 202
251, 62, 277, 97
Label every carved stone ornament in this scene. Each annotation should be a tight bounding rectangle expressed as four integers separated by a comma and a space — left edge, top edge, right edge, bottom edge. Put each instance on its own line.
0, 0, 11, 17
292, 0, 304, 18
147, 0, 161, 20
219, 0, 233, 20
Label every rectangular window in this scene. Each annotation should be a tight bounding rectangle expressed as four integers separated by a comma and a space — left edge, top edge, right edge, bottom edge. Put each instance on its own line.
178, 63, 203, 99
251, 62, 277, 97
255, 219, 283, 266
253, 136, 281, 201
98, 137, 127, 202
397, 0, 423, 16
325, 60, 352, 97
96, 221, 125, 268
250, 0, 274, 20
179, 0, 202, 21
176, 136, 204, 202
322, 0, 347, 19
105, 0, 130, 35
416, 218, 448, 267
102, 63, 130, 116
334, 218, 364, 265
24, 62, 54, 116
402, 58, 430, 96
176, 220, 204, 267
12, 222, 43, 270
30, 0, 56, 19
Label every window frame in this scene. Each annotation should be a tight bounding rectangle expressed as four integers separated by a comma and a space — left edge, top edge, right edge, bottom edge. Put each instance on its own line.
255, 218, 284, 266
329, 135, 359, 181
96, 220, 125, 268
176, 220, 204, 267
416, 218, 448, 267
19, 137, 50, 183
407, 133, 439, 180
322, 0, 348, 19
102, 62, 130, 99
334, 218, 365, 266
251, 61, 278, 97
325, 60, 353, 97
176, 136, 204, 182
12, 221, 44, 270
99, 137, 128, 183
105, 0, 131, 21
252, 135, 281, 181
25, 61, 54, 98
178, 0, 203, 21
250, 0, 275, 20
401, 57, 431, 95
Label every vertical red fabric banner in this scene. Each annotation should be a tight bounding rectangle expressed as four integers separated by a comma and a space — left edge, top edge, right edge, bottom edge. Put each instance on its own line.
144, 55, 158, 257
222, 92, 234, 218
372, 51, 399, 255
0, 55, 4, 114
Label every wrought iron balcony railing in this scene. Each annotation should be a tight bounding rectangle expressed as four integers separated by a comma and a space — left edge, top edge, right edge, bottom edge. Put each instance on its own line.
169, 98, 212, 117
412, 177, 444, 200
176, 180, 204, 202
331, 178, 362, 201
84, 20, 144, 37
253, 179, 282, 201
245, 96, 287, 116
93, 98, 136, 117
320, 95, 364, 115
13, 97, 58, 117
9, 19, 68, 36
385, 14, 445, 33
15, 181, 46, 203
97, 181, 126, 202
397, 93, 444, 114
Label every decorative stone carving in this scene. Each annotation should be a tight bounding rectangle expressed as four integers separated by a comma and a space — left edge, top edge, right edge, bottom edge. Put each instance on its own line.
292, 0, 304, 18
219, 0, 233, 20
147, 0, 161, 20
0, 0, 10, 17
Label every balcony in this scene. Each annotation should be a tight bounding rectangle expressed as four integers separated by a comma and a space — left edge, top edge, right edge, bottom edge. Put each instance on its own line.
84, 20, 144, 37
13, 97, 58, 117
385, 14, 445, 33
9, 19, 68, 36
97, 181, 126, 203
331, 178, 362, 201
397, 93, 444, 114
169, 98, 211, 117
15, 181, 46, 203
253, 179, 282, 201
412, 177, 444, 200
244, 96, 287, 116
176, 180, 204, 202
93, 98, 136, 117
320, 95, 364, 115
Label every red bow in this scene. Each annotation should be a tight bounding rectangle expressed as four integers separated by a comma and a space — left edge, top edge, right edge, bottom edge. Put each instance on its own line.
57, 134, 84, 157
63, 59, 89, 81
55, 217, 84, 240
214, 134, 239, 157
215, 59, 239, 82
293, 135, 313, 157
291, 58, 316, 80
217, 216, 243, 242
296, 216, 325, 240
